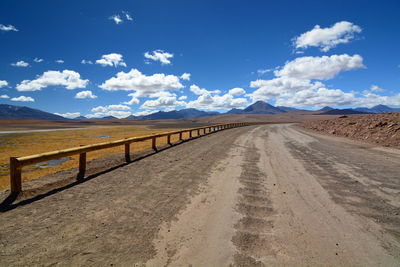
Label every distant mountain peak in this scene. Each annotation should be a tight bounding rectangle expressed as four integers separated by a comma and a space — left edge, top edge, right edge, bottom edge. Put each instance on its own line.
74, 115, 88, 120
319, 106, 334, 111
128, 108, 220, 120
243, 101, 284, 114
276, 106, 298, 112
101, 116, 118, 120
0, 104, 68, 121
373, 104, 389, 108
319, 109, 368, 115
226, 108, 244, 114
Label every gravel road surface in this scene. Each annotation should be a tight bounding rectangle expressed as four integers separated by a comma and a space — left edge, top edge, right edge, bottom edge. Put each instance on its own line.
1, 124, 399, 266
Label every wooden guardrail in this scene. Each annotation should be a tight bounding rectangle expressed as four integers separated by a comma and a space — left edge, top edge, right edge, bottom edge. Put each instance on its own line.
9, 122, 262, 195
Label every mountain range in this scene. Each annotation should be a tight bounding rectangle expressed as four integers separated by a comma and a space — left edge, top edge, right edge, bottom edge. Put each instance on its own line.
0, 104, 67, 120
1, 102, 399, 121
317, 104, 400, 115
127, 108, 219, 120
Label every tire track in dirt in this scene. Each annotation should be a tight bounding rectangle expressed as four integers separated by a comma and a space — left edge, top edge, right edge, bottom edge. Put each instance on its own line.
232, 131, 276, 266
254, 124, 399, 265
285, 135, 400, 258
0, 127, 253, 267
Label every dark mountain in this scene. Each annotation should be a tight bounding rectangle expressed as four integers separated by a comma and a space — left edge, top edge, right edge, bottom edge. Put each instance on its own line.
129, 108, 220, 120
100, 116, 118, 120
354, 105, 400, 114
243, 101, 284, 114
0, 104, 67, 121
74, 116, 88, 120
370, 104, 400, 113
319, 106, 334, 111
354, 107, 372, 113
276, 106, 298, 112
319, 109, 368, 115
125, 115, 138, 119
226, 108, 244, 114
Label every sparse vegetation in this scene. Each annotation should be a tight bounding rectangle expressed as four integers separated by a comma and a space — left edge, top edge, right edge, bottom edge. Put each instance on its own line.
0, 125, 190, 189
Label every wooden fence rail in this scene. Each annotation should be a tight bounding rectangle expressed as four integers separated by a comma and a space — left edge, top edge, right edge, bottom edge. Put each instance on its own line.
9, 122, 263, 195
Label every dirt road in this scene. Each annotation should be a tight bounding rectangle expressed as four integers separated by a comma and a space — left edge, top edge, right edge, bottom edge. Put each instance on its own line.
1, 124, 399, 266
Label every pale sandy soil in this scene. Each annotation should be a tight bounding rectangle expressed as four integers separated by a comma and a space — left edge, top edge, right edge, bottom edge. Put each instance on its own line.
0, 124, 399, 266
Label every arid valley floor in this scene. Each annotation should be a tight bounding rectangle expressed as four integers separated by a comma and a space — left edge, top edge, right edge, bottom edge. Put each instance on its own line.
0, 121, 399, 266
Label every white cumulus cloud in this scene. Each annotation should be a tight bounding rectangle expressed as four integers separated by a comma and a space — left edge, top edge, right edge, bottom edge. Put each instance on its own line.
91, 105, 130, 112
133, 110, 157, 117
275, 54, 365, 80
55, 59, 64, 64
99, 69, 184, 97
11, 61, 29, 67
250, 65, 400, 108
11, 96, 34, 102
229, 87, 246, 96
186, 84, 249, 110
257, 69, 273, 75
0, 80, 8, 88
140, 95, 186, 109
107, 110, 131, 118
190, 84, 221, 95
54, 112, 81, 119
370, 85, 384, 92
293, 21, 362, 52
0, 94, 10, 99
91, 106, 107, 113
16, 70, 89, 91
144, 50, 174, 65
81, 59, 93, 64
96, 53, 127, 67
275, 87, 357, 108
75, 90, 97, 99
123, 93, 140, 105
355, 91, 400, 107
0, 24, 18, 32
107, 104, 131, 110
88, 104, 132, 118
180, 73, 191, 81
34, 58, 44, 63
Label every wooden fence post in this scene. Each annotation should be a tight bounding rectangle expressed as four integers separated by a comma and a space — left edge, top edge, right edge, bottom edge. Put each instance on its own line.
7, 123, 261, 193
78, 152, 86, 179
125, 143, 130, 162
10, 157, 22, 194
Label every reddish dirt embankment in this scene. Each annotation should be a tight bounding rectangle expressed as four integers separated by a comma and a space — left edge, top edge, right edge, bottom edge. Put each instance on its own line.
301, 113, 400, 148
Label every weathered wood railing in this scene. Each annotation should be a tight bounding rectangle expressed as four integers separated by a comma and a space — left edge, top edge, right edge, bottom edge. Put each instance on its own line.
9, 122, 262, 194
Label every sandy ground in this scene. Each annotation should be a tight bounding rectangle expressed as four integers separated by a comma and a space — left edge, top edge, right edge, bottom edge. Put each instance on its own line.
0, 124, 399, 266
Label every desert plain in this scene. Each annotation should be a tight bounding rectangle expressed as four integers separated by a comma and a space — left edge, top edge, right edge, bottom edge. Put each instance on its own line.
0, 114, 399, 266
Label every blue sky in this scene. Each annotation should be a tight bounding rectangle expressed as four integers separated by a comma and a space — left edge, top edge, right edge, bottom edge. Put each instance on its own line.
0, 0, 399, 118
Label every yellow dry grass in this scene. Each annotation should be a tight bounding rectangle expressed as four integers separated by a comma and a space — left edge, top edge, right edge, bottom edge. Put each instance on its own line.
0, 125, 193, 189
